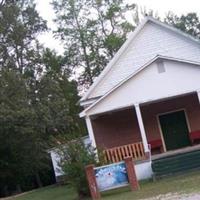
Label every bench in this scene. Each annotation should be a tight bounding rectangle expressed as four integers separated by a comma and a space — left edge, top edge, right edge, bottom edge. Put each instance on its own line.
149, 139, 163, 153
189, 130, 200, 145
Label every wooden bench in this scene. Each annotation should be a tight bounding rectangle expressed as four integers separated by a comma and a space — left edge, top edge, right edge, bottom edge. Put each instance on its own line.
189, 130, 200, 145
149, 139, 163, 153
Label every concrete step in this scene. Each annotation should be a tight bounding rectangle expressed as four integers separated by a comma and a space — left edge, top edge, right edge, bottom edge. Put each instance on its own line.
152, 150, 200, 178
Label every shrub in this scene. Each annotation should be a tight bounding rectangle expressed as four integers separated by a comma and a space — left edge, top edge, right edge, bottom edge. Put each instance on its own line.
59, 138, 97, 199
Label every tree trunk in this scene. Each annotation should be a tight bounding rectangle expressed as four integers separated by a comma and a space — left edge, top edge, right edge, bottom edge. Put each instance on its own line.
35, 172, 43, 188
16, 184, 22, 194
3, 185, 9, 197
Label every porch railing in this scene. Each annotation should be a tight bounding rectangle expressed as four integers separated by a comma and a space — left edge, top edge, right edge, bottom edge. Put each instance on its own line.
103, 142, 146, 163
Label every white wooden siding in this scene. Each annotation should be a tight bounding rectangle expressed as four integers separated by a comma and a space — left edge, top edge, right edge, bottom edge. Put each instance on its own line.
87, 21, 200, 100
86, 60, 200, 116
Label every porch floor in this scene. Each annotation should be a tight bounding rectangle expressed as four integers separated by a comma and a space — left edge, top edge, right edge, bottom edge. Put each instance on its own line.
152, 144, 200, 160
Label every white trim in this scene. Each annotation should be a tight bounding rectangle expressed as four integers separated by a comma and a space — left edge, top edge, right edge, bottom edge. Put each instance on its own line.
156, 115, 167, 152
197, 91, 200, 104
185, 109, 192, 133
81, 16, 200, 102
80, 56, 200, 117
80, 98, 99, 107
134, 104, 149, 153
85, 116, 97, 148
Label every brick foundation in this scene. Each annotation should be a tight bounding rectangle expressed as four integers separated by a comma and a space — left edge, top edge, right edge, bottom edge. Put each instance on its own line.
85, 165, 101, 200
124, 157, 139, 191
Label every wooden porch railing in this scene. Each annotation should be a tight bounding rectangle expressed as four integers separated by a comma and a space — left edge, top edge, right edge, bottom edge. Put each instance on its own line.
103, 142, 146, 163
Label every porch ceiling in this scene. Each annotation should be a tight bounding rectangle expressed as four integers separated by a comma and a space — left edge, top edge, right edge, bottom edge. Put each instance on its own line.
90, 92, 197, 118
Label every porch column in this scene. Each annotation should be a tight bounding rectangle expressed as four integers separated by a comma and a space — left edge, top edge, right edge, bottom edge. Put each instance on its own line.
85, 116, 97, 148
134, 104, 149, 153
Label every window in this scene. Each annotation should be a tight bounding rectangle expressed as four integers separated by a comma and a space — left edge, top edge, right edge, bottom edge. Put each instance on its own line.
157, 61, 165, 73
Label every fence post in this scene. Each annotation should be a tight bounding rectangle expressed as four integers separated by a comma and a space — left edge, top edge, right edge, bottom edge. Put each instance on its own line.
85, 164, 101, 200
124, 156, 139, 191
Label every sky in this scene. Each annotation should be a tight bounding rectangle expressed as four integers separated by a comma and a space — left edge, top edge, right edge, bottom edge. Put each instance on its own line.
35, 0, 64, 54
35, 0, 200, 54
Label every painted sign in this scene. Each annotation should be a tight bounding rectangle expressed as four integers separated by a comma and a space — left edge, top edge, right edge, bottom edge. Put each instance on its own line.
94, 161, 128, 191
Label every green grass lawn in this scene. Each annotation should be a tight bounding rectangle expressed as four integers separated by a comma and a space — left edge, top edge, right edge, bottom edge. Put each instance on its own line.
7, 170, 200, 200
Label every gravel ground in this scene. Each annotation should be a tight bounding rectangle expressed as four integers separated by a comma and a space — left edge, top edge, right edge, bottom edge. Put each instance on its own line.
143, 193, 200, 200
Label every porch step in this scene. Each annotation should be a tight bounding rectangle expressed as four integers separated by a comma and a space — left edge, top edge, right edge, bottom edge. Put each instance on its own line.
152, 150, 200, 178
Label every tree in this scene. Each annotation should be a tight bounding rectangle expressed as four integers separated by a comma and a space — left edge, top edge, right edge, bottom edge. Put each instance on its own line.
0, 1, 49, 195
38, 48, 85, 140
140, 7, 160, 21
0, 0, 47, 74
59, 138, 97, 199
165, 12, 200, 38
0, 69, 49, 195
0, 1, 86, 197
0, 1, 52, 196
52, 0, 136, 88
0, 45, 85, 198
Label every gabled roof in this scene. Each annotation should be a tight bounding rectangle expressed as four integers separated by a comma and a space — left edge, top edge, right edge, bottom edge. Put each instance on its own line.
80, 16, 200, 102
80, 55, 200, 117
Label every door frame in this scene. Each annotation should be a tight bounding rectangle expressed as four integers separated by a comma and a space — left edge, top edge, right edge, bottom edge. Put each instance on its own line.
156, 108, 191, 152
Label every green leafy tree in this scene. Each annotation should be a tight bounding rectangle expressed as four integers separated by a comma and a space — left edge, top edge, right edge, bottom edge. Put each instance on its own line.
0, 0, 49, 195
165, 12, 200, 38
140, 7, 160, 21
0, 69, 49, 195
0, 0, 47, 74
39, 48, 85, 139
59, 138, 97, 199
0, 0, 87, 197
52, 0, 136, 88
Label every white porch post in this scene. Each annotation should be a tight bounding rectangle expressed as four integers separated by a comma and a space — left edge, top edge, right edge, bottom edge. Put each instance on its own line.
134, 103, 149, 153
85, 116, 97, 148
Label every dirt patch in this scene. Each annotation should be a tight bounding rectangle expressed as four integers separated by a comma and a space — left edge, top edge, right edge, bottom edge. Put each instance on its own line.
143, 192, 200, 200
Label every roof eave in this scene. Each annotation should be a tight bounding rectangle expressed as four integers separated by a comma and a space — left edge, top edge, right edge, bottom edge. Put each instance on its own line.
79, 55, 200, 117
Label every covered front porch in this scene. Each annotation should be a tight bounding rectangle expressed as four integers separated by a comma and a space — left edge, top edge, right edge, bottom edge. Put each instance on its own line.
89, 92, 200, 163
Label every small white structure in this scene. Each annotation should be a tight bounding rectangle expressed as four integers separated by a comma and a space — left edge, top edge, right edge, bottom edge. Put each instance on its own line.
49, 136, 91, 182
135, 160, 153, 180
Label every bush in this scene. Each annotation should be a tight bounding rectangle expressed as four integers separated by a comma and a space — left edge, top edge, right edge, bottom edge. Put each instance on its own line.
59, 138, 97, 199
